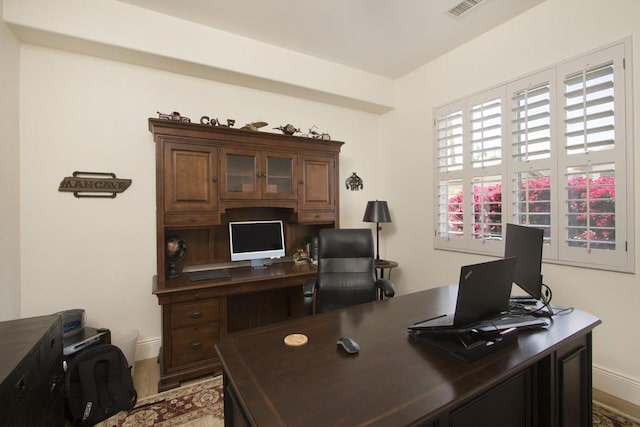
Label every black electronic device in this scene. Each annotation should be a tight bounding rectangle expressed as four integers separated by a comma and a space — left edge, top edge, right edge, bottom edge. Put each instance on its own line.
409, 327, 518, 362
408, 257, 517, 333
188, 269, 231, 282
63, 327, 110, 356
337, 337, 360, 354
505, 223, 544, 300
476, 314, 549, 332
229, 220, 285, 268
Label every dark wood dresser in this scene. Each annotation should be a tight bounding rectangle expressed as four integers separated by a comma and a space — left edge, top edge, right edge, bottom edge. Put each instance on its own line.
0, 314, 65, 426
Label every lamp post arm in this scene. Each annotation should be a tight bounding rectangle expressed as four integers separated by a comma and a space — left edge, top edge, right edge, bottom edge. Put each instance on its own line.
375, 222, 381, 260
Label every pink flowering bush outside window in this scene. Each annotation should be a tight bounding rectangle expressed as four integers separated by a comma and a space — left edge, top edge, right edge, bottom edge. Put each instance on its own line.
447, 176, 615, 249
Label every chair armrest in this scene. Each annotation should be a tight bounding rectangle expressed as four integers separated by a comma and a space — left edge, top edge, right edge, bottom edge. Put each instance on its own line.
303, 279, 317, 315
375, 278, 395, 298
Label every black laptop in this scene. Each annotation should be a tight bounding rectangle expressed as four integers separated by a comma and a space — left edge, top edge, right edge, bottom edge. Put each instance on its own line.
408, 257, 517, 333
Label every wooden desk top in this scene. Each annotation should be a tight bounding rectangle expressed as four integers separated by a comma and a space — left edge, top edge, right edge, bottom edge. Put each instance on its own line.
153, 262, 317, 296
215, 285, 600, 426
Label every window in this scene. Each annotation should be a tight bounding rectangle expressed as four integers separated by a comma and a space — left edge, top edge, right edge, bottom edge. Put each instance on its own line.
433, 41, 634, 272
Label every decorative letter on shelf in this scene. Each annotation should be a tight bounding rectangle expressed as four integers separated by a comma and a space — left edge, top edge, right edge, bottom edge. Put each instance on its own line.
58, 171, 132, 198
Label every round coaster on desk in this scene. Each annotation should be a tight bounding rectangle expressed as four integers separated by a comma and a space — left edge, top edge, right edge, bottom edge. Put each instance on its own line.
284, 333, 308, 347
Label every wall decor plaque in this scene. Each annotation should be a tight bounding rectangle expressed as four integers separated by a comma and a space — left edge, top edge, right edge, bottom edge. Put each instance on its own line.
58, 171, 132, 198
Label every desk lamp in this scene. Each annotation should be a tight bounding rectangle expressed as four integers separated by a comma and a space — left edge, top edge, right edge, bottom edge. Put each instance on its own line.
363, 200, 391, 261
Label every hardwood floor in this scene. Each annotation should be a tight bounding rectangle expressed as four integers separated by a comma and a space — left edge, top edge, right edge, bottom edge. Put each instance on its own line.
133, 358, 640, 420
593, 388, 640, 419
132, 358, 161, 399
133, 358, 218, 399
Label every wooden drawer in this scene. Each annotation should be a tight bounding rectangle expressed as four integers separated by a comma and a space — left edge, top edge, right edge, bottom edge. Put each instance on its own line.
171, 300, 220, 329
297, 211, 336, 223
165, 213, 220, 227
0, 351, 38, 414
38, 319, 62, 369
171, 323, 220, 367
13, 356, 65, 426
167, 288, 229, 304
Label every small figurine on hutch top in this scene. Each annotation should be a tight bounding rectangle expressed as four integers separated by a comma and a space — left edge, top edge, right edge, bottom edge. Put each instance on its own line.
157, 111, 191, 123
303, 125, 331, 140
241, 121, 269, 131
274, 124, 300, 136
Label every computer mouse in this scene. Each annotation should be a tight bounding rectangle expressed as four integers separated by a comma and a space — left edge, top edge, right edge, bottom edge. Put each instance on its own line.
336, 337, 360, 354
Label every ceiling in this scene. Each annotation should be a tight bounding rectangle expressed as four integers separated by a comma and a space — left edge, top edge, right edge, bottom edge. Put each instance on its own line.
117, 0, 544, 79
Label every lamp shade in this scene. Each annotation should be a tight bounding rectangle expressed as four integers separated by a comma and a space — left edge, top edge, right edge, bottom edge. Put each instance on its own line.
363, 200, 391, 223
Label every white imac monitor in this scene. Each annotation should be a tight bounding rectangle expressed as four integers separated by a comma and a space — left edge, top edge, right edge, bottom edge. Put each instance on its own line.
229, 220, 285, 268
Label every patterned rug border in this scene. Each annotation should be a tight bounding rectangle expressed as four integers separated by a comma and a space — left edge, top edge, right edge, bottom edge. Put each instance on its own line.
98, 376, 224, 427
594, 400, 640, 425
133, 376, 222, 407
99, 377, 640, 426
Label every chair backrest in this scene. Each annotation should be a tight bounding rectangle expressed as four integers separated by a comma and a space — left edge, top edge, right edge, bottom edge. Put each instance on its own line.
315, 228, 377, 313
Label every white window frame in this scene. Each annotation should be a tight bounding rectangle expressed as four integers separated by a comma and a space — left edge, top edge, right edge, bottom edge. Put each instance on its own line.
433, 40, 634, 273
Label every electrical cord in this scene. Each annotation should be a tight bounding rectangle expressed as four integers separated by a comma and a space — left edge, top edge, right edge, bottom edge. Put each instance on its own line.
539, 283, 574, 316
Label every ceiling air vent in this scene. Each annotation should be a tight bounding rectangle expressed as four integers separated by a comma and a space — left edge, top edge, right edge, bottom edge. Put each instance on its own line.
448, 0, 486, 18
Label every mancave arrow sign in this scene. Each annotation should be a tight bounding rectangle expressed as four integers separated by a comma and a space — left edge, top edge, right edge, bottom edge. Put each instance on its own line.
58, 171, 132, 198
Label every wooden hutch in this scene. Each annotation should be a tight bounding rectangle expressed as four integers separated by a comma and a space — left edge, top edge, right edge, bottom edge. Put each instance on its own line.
148, 118, 343, 391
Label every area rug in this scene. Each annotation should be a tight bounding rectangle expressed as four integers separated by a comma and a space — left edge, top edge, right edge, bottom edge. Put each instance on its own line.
97, 376, 224, 427
593, 400, 640, 427
97, 378, 639, 427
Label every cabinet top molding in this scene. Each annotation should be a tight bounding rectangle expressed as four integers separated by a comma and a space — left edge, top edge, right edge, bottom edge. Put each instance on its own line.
148, 118, 344, 153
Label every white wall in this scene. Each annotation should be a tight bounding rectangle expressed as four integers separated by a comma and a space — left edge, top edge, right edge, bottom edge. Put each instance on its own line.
0, 0, 21, 321
18, 45, 380, 358
384, 0, 640, 403
3, 0, 394, 114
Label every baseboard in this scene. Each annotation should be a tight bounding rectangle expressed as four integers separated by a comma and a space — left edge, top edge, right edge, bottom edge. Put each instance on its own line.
135, 336, 161, 362
593, 364, 640, 406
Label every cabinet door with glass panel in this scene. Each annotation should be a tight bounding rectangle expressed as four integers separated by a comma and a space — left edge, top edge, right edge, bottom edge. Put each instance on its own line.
220, 147, 297, 200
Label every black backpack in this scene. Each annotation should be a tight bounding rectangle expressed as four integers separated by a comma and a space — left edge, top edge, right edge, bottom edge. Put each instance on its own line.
65, 343, 137, 426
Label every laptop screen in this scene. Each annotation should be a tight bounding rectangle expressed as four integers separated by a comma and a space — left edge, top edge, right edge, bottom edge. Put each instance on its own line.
453, 257, 517, 327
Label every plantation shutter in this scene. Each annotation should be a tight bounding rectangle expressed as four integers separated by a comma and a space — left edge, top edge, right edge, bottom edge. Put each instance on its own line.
468, 89, 506, 249
470, 97, 502, 168
557, 43, 629, 269
433, 41, 632, 271
511, 83, 551, 161
434, 105, 467, 248
437, 110, 464, 173
507, 70, 556, 259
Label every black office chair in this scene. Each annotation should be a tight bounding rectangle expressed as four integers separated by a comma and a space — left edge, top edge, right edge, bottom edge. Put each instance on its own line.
303, 228, 395, 315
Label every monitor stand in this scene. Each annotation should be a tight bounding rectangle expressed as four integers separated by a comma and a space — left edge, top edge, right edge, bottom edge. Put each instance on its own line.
250, 258, 267, 269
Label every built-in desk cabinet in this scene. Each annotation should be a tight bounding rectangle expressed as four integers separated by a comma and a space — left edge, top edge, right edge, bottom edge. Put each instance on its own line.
149, 118, 343, 391
219, 147, 298, 201
163, 142, 219, 227
298, 154, 336, 222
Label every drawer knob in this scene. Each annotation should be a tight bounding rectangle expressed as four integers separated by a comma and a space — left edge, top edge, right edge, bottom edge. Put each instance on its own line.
191, 341, 203, 350
15, 375, 26, 392
190, 311, 203, 319
49, 375, 61, 394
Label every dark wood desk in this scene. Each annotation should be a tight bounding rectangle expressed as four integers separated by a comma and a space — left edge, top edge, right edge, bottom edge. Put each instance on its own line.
154, 262, 317, 391
216, 285, 600, 427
